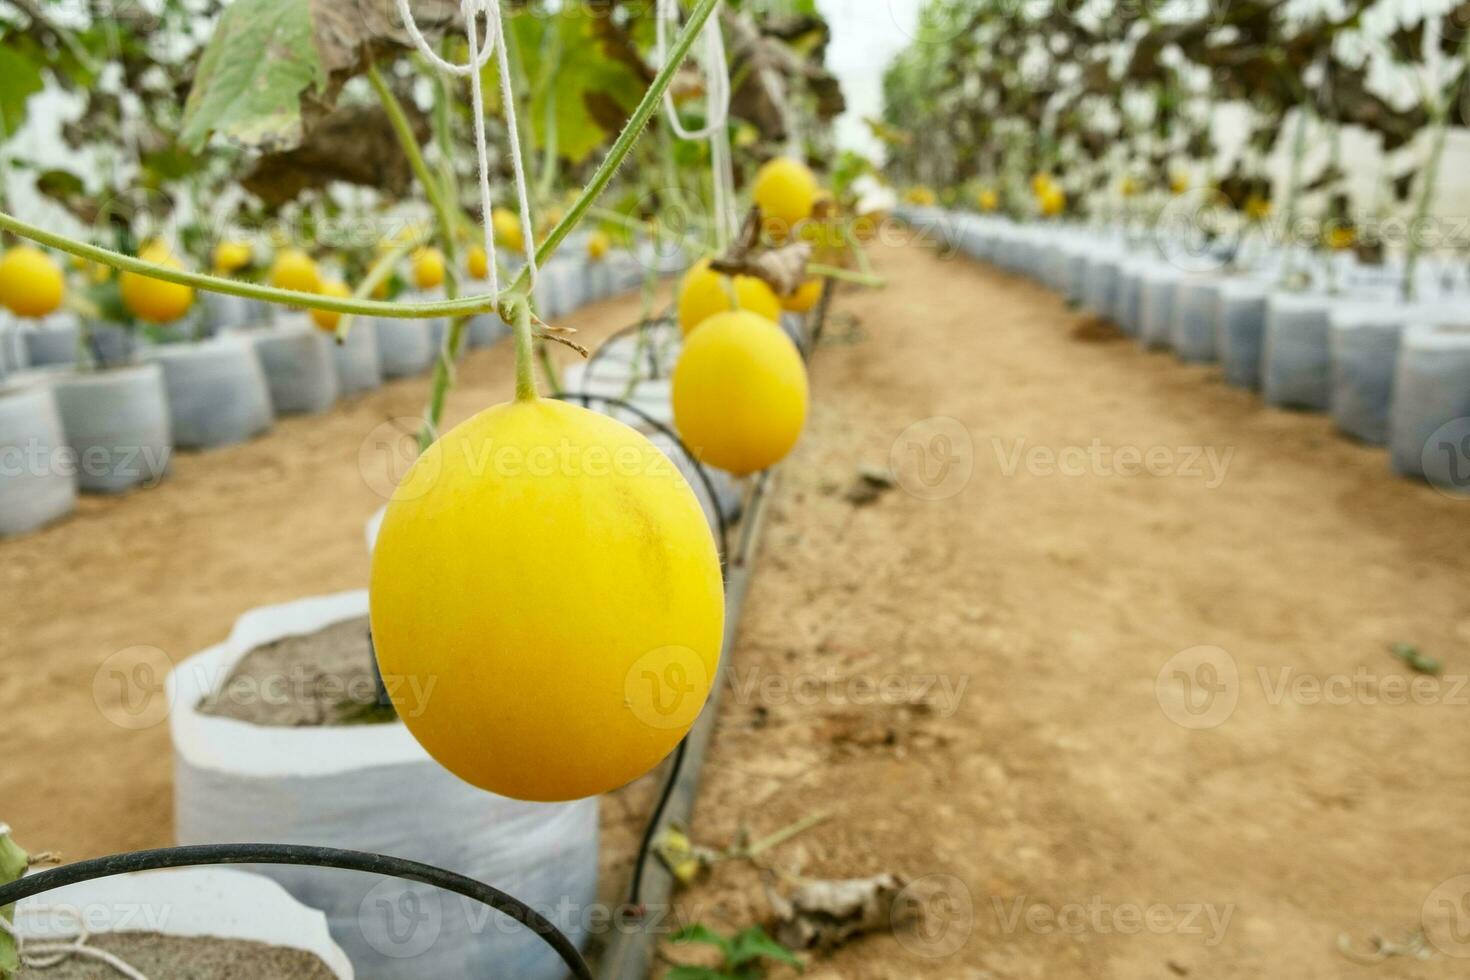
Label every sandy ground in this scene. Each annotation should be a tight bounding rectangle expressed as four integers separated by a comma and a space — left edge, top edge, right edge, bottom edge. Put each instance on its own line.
6, 241, 1470, 979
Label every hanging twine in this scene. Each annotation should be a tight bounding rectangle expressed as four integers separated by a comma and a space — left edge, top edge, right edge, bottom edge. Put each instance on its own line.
0, 906, 150, 980
656, 0, 737, 249
394, 0, 538, 297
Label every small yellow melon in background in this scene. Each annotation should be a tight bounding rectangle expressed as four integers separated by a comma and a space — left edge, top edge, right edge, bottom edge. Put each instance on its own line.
586, 231, 611, 262
269, 248, 322, 294
677, 258, 781, 335
370, 398, 725, 802
978, 188, 1000, 212
0, 246, 65, 318
412, 247, 445, 290
120, 243, 194, 324
781, 278, 823, 314
493, 208, 525, 254
467, 246, 489, 280
212, 240, 253, 274
673, 310, 809, 476
311, 280, 352, 332
903, 186, 937, 207
1038, 183, 1067, 217
753, 158, 820, 239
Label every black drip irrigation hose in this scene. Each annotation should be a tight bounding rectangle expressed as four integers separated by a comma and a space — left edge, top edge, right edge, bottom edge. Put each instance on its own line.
0, 843, 592, 980
624, 736, 689, 910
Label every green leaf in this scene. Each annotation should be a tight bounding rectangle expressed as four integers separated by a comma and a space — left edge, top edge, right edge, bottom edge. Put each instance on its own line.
728, 927, 802, 970
498, 9, 646, 166
180, 0, 327, 153
671, 923, 735, 959
0, 43, 44, 137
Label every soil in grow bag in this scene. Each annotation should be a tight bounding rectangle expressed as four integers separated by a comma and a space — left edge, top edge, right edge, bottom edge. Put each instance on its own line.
18, 933, 337, 979
196, 615, 392, 726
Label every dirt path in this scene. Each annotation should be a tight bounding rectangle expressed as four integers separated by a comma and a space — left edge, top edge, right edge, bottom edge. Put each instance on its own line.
6, 241, 1470, 979
647, 242, 1470, 980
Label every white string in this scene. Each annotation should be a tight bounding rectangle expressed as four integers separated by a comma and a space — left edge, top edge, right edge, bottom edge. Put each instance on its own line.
655, 0, 737, 249
392, 0, 539, 295
2, 906, 150, 980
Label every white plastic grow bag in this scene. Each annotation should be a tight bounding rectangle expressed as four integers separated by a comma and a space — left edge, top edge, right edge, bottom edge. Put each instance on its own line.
1113, 260, 1146, 336
1262, 292, 1334, 410
168, 591, 600, 980
143, 336, 274, 449
1138, 266, 1183, 350
20, 313, 80, 367
1216, 279, 1269, 389
328, 317, 384, 396
1171, 275, 1224, 363
51, 363, 172, 493
372, 318, 436, 378
15, 867, 353, 979
0, 380, 76, 535
1328, 303, 1414, 445
1389, 323, 1470, 487
1082, 253, 1121, 319
243, 324, 341, 415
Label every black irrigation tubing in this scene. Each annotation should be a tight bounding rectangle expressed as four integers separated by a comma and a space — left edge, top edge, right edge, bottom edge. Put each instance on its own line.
625, 735, 689, 910
552, 391, 731, 570
0, 843, 593, 980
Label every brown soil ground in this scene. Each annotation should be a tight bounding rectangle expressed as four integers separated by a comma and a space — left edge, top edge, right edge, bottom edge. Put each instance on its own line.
6, 241, 1470, 979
